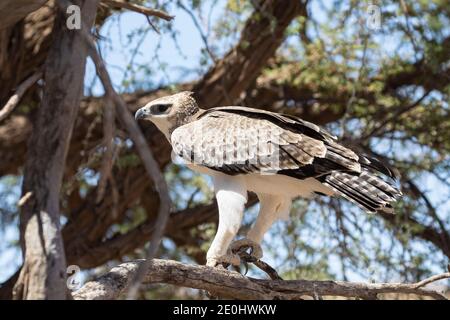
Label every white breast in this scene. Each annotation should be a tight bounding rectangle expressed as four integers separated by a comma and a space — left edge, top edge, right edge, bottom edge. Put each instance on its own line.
244, 173, 333, 198
186, 163, 334, 198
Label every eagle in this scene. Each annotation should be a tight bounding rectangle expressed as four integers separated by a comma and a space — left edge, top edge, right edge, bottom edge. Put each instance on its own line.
135, 91, 402, 267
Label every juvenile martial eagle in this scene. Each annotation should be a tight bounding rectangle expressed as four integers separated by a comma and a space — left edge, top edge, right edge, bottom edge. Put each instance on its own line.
135, 91, 402, 267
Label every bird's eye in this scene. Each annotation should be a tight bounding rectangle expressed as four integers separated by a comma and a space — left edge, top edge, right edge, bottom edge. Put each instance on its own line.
151, 103, 171, 114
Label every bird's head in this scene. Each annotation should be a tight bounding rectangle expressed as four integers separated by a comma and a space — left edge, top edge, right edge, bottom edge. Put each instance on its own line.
135, 91, 199, 139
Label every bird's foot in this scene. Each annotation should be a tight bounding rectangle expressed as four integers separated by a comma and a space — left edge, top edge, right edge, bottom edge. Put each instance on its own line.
206, 252, 241, 268
230, 238, 263, 261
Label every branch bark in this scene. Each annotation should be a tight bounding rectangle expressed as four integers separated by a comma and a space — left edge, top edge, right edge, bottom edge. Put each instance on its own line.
193, 0, 308, 107
12, 0, 99, 300
0, 2, 54, 107
0, 0, 307, 179
0, 0, 47, 30
70, 0, 172, 298
101, 0, 174, 21
73, 259, 450, 300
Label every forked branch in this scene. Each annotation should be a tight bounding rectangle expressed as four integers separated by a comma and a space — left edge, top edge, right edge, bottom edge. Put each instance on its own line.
101, 0, 174, 21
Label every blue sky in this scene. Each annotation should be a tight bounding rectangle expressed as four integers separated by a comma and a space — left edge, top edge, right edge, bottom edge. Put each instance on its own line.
85, 2, 225, 96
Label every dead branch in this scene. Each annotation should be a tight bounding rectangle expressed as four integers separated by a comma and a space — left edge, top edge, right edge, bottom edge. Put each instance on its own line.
0, 0, 47, 30
13, 0, 99, 299
101, 0, 174, 21
61, 0, 172, 299
193, 0, 307, 108
86, 20, 171, 303
96, 96, 115, 204
0, 70, 42, 123
73, 259, 450, 300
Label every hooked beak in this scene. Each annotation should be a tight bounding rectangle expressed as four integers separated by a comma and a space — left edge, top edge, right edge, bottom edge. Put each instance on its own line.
135, 107, 150, 121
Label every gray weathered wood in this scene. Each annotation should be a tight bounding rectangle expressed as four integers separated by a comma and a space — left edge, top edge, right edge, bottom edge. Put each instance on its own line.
73, 259, 449, 300
0, 0, 48, 30
13, 0, 99, 300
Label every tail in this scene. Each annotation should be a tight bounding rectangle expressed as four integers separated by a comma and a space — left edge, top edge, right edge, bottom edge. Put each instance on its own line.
320, 170, 402, 213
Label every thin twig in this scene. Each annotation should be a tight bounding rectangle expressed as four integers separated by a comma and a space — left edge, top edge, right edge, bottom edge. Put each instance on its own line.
0, 71, 43, 123
177, 1, 217, 63
102, 0, 174, 21
413, 272, 450, 289
363, 89, 431, 140
17, 192, 33, 207
340, 25, 368, 139
145, 15, 160, 34
399, 0, 420, 59
186, 187, 201, 208
405, 179, 450, 254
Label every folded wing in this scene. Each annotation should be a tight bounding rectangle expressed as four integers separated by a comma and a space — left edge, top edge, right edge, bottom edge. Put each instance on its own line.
171, 106, 401, 213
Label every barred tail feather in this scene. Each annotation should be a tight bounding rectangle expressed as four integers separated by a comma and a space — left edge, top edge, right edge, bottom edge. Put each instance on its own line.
320, 170, 402, 213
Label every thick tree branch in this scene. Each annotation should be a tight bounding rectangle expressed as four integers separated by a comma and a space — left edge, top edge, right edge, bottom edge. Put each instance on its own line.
0, 0, 47, 30
13, 0, 99, 300
67, 0, 172, 298
193, 0, 308, 107
0, 270, 19, 300
0, 2, 54, 106
101, 0, 174, 21
63, 193, 259, 269
383, 54, 450, 94
0, 0, 318, 182
73, 259, 450, 300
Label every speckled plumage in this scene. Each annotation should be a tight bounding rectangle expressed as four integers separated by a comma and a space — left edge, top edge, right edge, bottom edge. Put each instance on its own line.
135, 91, 402, 266
169, 104, 401, 212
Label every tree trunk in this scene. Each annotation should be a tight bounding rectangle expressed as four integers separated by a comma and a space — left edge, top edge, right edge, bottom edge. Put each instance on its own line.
193, 0, 307, 107
13, 0, 99, 300
0, 0, 48, 30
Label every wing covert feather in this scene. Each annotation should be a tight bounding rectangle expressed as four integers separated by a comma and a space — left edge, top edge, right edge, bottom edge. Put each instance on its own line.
171, 111, 326, 174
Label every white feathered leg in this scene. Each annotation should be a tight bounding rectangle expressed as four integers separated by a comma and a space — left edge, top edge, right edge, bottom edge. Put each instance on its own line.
206, 174, 247, 267
231, 193, 291, 259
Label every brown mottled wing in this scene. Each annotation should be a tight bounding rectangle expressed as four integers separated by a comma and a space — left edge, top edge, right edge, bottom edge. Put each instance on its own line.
171, 110, 328, 175
172, 106, 401, 213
